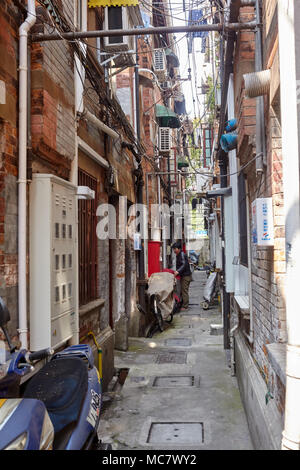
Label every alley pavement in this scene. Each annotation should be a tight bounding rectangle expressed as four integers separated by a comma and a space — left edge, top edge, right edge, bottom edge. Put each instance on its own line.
97, 270, 254, 450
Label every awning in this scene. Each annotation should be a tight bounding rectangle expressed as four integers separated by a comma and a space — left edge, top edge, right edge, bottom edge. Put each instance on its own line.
88, 0, 138, 7
155, 104, 181, 128
165, 48, 180, 68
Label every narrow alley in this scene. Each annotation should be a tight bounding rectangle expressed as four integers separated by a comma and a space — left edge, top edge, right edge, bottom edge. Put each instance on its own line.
97, 271, 253, 450
1, 0, 298, 452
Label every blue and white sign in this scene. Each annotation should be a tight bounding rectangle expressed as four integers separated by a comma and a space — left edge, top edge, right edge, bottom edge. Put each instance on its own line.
252, 198, 274, 246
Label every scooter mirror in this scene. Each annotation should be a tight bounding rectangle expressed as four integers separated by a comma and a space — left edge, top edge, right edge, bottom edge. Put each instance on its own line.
0, 297, 10, 328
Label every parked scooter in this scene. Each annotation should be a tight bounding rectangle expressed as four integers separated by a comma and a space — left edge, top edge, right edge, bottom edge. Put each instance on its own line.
188, 251, 200, 272
0, 297, 110, 450
145, 271, 181, 338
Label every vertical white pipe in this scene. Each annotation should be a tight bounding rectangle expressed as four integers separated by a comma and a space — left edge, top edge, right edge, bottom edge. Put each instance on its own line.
278, 0, 300, 451
71, 0, 88, 345
18, 0, 36, 349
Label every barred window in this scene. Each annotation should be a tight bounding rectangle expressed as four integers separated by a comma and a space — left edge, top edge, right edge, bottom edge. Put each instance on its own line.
78, 168, 98, 306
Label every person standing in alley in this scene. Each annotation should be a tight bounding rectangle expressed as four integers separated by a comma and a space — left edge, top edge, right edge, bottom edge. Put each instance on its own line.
172, 242, 192, 310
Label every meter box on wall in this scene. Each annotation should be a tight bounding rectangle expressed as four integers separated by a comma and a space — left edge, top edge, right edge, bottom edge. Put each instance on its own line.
30, 174, 77, 351
251, 198, 274, 246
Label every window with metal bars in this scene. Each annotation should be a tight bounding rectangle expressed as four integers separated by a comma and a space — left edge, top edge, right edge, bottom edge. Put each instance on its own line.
78, 168, 98, 306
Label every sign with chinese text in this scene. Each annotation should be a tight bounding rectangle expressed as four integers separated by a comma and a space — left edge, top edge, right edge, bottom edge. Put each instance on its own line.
252, 198, 274, 246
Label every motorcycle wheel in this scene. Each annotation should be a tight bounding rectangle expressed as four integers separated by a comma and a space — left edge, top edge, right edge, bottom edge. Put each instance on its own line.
154, 298, 164, 332
165, 313, 173, 324
98, 442, 113, 450
91, 437, 112, 450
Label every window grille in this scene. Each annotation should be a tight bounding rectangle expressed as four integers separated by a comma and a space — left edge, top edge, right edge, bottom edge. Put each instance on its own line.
78, 169, 98, 305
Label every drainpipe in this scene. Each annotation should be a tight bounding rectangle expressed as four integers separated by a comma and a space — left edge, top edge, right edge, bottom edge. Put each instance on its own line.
254, 0, 266, 173
81, 109, 119, 140
134, 35, 146, 312
243, 179, 254, 344
278, 0, 300, 451
18, 0, 36, 349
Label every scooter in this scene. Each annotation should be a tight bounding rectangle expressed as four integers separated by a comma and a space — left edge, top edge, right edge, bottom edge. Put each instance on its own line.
0, 297, 110, 450
188, 252, 200, 273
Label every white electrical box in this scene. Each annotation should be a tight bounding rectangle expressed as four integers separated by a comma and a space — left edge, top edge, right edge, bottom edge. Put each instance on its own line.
251, 198, 274, 246
30, 174, 77, 351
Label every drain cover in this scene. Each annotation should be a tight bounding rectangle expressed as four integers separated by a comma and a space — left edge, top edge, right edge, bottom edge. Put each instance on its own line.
153, 375, 194, 387
165, 338, 192, 347
156, 351, 187, 364
147, 422, 204, 445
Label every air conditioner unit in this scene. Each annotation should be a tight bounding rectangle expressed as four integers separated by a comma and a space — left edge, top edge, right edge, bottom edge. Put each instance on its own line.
104, 6, 132, 52
30, 174, 77, 351
159, 127, 171, 152
153, 49, 167, 81
161, 81, 171, 90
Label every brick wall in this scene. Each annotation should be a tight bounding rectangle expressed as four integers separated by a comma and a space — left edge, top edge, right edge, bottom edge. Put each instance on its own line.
31, 2, 75, 177
233, 6, 256, 159
0, 1, 22, 342
232, 3, 286, 416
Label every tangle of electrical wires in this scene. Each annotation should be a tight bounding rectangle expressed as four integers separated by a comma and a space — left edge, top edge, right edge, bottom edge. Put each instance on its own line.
34, 0, 146, 157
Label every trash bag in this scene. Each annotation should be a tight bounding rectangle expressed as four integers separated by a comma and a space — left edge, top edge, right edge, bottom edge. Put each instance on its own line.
203, 272, 217, 303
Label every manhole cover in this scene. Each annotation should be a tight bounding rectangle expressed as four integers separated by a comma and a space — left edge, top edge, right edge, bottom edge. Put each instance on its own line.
165, 338, 192, 347
156, 351, 187, 364
130, 376, 146, 383
153, 375, 194, 387
147, 422, 204, 445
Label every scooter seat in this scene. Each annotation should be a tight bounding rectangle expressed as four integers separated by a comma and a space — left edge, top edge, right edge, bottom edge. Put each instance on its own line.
24, 357, 88, 436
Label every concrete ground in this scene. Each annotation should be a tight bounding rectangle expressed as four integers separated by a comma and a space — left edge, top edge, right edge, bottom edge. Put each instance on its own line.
97, 271, 254, 450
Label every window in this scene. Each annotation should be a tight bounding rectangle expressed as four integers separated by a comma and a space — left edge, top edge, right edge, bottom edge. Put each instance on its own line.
78, 168, 98, 305
238, 172, 248, 267
107, 7, 123, 45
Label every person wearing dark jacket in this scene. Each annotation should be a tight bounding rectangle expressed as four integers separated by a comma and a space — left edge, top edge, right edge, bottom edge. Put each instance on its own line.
172, 242, 192, 310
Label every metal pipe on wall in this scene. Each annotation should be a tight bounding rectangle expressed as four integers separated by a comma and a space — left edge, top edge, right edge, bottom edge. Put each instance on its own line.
278, 0, 300, 451
18, 0, 36, 349
255, 0, 266, 173
32, 22, 257, 43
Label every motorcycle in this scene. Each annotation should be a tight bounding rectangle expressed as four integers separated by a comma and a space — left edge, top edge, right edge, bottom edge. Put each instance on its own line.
145, 270, 182, 338
0, 297, 110, 450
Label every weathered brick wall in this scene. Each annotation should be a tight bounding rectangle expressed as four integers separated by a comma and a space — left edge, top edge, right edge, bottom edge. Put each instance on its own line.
233, 6, 256, 159
0, 1, 22, 342
233, 2, 285, 416
31, 1, 75, 177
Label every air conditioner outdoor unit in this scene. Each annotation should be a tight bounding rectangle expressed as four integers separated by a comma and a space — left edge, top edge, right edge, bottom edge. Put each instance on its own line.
104, 6, 132, 52
153, 49, 167, 81
159, 127, 171, 152
161, 81, 171, 90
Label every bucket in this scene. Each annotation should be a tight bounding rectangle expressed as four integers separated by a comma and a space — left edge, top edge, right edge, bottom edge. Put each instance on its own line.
225, 118, 237, 132
220, 133, 237, 152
